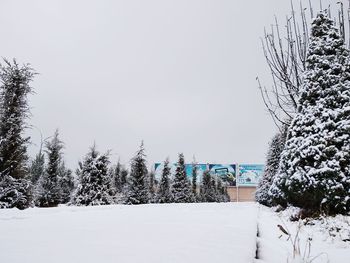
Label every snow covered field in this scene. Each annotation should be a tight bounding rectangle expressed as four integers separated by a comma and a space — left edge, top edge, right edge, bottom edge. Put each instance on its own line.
1, 203, 349, 263
0, 203, 258, 263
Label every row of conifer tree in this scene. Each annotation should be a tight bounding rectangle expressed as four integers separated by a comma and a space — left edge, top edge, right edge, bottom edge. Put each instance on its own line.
0, 60, 228, 209
32, 135, 230, 207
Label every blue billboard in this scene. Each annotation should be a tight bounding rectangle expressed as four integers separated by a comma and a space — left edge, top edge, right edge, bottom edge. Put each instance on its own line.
238, 164, 264, 187
208, 164, 236, 186
154, 163, 263, 187
154, 163, 207, 182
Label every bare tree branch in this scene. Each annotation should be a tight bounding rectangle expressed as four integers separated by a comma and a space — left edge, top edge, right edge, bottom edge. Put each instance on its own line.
257, 1, 350, 129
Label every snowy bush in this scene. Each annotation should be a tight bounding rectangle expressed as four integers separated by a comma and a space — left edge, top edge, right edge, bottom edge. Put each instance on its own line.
0, 175, 33, 209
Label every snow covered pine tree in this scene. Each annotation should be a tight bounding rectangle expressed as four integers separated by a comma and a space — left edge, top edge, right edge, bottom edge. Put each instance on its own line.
256, 123, 288, 206
216, 177, 230, 202
200, 170, 217, 202
0, 59, 35, 209
191, 160, 198, 201
71, 145, 114, 206
36, 130, 64, 207
126, 142, 149, 204
112, 161, 122, 193
30, 150, 45, 186
58, 161, 75, 204
148, 169, 156, 202
171, 153, 193, 203
30, 133, 46, 186
120, 167, 128, 190
156, 158, 172, 203
270, 12, 350, 215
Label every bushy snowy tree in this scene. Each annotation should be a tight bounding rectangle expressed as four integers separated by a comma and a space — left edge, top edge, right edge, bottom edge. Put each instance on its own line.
58, 162, 75, 204
148, 169, 156, 202
111, 161, 122, 192
118, 166, 129, 202
200, 170, 217, 202
0, 59, 35, 209
191, 160, 198, 200
256, 123, 288, 206
171, 153, 193, 203
120, 167, 128, 188
0, 176, 33, 209
270, 12, 350, 214
216, 177, 230, 202
125, 142, 149, 204
36, 130, 63, 207
199, 171, 229, 203
110, 161, 128, 196
71, 145, 114, 206
30, 136, 46, 186
30, 151, 45, 185
156, 158, 172, 203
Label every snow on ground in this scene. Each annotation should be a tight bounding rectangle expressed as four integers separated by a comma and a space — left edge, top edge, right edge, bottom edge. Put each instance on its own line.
0, 203, 258, 263
2, 202, 349, 263
257, 205, 350, 263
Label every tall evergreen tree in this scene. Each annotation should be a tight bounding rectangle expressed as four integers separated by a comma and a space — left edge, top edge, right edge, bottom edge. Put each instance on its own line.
36, 130, 63, 207
110, 161, 129, 196
191, 159, 198, 200
148, 169, 156, 202
30, 151, 45, 185
156, 158, 172, 203
71, 145, 114, 206
120, 167, 128, 188
58, 161, 75, 204
118, 166, 129, 202
200, 170, 217, 202
30, 135, 46, 185
270, 12, 350, 214
256, 123, 288, 206
0, 59, 35, 209
126, 142, 149, 204
171, 153, 193, 203
216, 177, 230, 202
112, 161, 122, 192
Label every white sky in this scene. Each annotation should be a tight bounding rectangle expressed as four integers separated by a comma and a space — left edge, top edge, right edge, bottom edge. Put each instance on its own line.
0, 0, 340, 169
